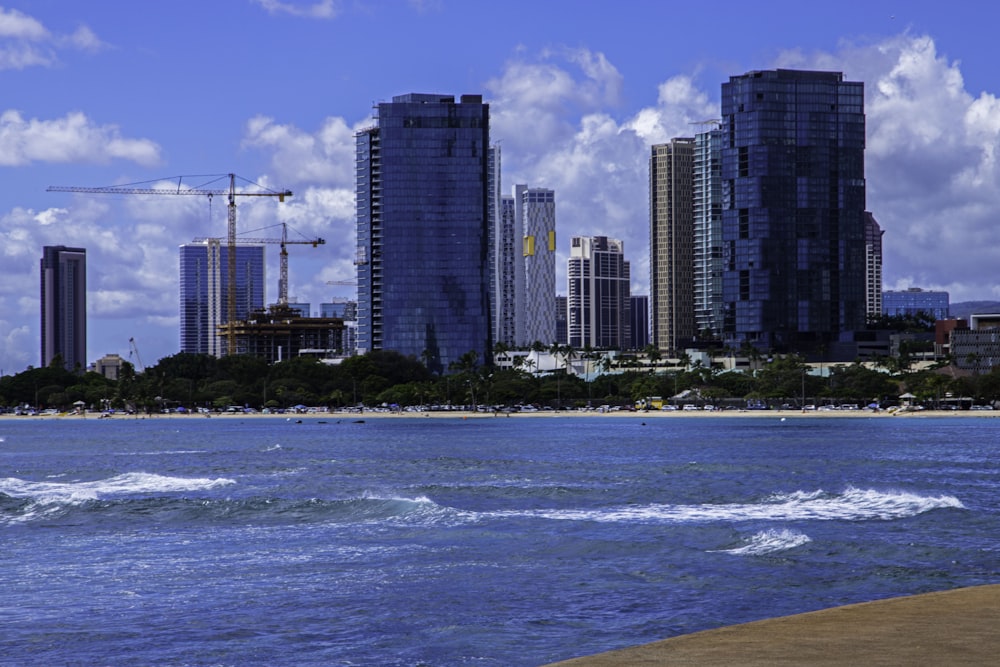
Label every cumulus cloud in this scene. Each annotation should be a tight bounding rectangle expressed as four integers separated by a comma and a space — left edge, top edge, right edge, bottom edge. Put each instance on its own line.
0, 6, 105, 70
487, 48, 626, 163
783, 35, 1000, 302
0, 110, 161, 166
489, 49, 722, 295
254, 0, 337, 19
0, 7, 47, 39
242, 115, 357, 185
491, 37, 1000, 304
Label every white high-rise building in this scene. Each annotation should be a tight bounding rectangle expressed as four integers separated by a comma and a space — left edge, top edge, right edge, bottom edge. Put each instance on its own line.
516, 185, 556, 347
567, 236, 630, 350
693, 129, 724, 340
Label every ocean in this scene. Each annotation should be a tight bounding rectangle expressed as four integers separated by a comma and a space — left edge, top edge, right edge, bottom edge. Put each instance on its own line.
1, 415, 997, 666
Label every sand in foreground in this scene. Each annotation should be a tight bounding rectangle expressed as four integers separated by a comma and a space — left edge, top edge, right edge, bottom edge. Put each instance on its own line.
545, 584, 1000, 666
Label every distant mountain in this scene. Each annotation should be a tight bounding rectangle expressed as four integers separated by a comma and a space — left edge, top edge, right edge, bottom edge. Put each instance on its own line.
950, 301, 1000, 320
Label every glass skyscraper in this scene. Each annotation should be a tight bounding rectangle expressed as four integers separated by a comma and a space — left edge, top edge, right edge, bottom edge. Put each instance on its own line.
567, 236, 631, 350
495, 192, 519, 348
40, 245, 86, 370
864, 212, 884, 318
693, 128, 724, 340
179, 242, 265, 356
355, 93, 491, 374
720, 69, 867, 353
649, 138, 695, 354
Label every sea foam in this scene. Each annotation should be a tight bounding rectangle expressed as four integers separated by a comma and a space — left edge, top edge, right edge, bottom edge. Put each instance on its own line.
0, 472, 235, 505
714, 528, 813, 556
497, 487, 963, 524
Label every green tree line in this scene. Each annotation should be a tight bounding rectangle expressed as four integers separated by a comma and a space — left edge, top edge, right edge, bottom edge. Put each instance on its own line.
2, 351, 999, 412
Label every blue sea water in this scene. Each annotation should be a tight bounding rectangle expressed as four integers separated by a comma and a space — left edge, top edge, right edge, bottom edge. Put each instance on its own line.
1, 415, 998, 666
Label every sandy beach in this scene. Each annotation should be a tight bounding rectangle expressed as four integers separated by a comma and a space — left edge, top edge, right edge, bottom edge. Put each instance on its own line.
6, 406, 999, 420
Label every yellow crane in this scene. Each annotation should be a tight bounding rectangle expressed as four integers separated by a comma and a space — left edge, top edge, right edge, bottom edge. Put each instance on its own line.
47, 174, 292, 355
194, 223, 325, 306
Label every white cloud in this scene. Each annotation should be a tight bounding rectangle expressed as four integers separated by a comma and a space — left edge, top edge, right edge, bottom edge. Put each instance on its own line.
0, 7, 105, 70
0, 321, 31, 372
490, 50, 722, 295
63, 25, 108, 53
243, 115, 357, 184
254, 0, 337, 19
0, 110, 161, 166
487, 48, 626, 163
828, 36, 1000, 302
492, 37, 1000, 304
0, 7, 47, 40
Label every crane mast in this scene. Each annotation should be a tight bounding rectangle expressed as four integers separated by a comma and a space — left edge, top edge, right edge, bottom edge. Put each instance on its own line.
193, 222, 325, 306
48, 174, 292, 355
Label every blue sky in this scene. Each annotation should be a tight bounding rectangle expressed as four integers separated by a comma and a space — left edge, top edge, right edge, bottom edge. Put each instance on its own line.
2, 0, 999, 372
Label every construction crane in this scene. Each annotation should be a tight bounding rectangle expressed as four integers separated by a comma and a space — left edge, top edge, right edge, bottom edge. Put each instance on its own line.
128, 337, 145, 373
194, 223, 325, 306
47, 174, 292, 355
325, 280, 356, 301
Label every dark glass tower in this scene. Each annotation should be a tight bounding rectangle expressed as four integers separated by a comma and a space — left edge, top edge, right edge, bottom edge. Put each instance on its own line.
720, 69, 866, 354
356, 93, 491, 374
40, 245, 86, 370
179, 242, 265, 356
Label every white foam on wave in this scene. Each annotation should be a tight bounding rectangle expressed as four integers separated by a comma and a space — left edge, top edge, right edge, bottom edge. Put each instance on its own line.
0, 472, 235, 505
713, 528, 813, 556
496, 486, 964, 524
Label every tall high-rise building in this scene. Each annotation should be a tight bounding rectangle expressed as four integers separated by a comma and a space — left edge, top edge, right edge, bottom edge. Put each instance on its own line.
517, 185, 556, 346
494, 192, 519, 348
179, 242, 265, 356
487, 146, 508, 346
554, 295, 568, 345
567, 236, 631, 349
40, 245, 86, 370
649, 138, 695, 354
693, 128, 724, 340
356, 93, 492, 374
630, 295, 650, 350
720, 69, 867, 353
864, 212, 884, 319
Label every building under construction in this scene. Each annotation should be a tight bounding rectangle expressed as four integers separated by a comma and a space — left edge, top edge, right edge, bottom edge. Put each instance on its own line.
221, 304, 346, 364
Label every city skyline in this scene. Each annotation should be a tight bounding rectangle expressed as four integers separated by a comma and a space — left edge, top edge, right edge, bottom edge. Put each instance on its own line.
3, 2, 1000, 371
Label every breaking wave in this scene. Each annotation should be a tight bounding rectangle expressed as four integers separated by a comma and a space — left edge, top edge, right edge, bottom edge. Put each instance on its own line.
0, 472, 235, 505
0, 474, 462, 528
714, 528, 813, 556
494, 487, 964, 524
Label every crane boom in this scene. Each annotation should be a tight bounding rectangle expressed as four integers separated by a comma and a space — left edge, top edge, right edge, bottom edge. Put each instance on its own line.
48, 174, 292, 355
192, 223, 324, 305
128, 337, 145, 373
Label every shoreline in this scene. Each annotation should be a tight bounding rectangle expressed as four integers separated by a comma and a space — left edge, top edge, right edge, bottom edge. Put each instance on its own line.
3, 407, 998, 420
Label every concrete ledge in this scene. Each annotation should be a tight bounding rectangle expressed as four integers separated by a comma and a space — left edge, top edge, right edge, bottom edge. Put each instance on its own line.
545, 584, 1000, 666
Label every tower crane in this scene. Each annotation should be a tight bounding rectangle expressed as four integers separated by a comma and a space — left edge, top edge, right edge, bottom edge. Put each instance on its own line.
128, 337, 145, 373
325, 280, 356, 300
48, 174, 292, 355
194, 223, 325, 306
